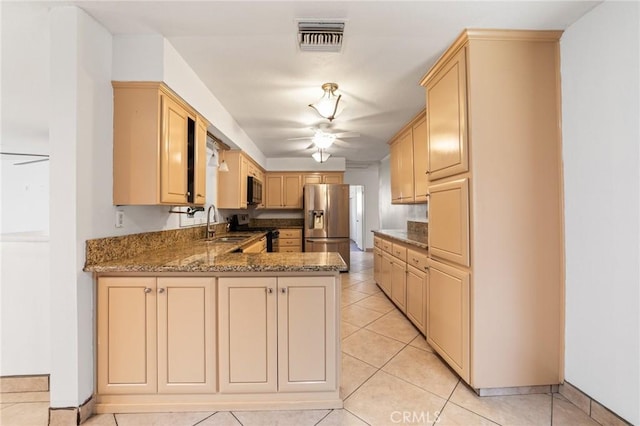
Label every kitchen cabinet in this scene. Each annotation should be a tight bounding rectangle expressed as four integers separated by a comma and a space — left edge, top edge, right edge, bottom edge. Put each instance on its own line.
419, 29, 564, 390
406, 249, 429, 335
265, 173, 303, 209
373, 234, 429, 334
97, 276, 216, 395
426, 259, 469, 382
112, 82, 209, 206
303, 172, 344, 185
424, 48, 468, 181
242, 235, 267, 253
412, 116, 428, 202
218, 276, 337, 393
388, 109, 427, 204
278, 228, 302, 252
390, 243, 408, 312
217, 150, 265, 209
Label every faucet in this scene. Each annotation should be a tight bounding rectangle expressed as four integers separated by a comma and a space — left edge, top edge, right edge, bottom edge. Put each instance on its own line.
206, 204, 217, 240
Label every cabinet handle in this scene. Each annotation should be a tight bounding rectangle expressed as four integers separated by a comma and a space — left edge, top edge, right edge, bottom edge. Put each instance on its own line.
281, 288, 287, 294
424, 266, 429, 271
158, 288, 165, 294
267, 288, 274, 294
185, 192, 191, 196
196, 193, 203, 197
425, 170, 430, 175
144, 288, 152, 294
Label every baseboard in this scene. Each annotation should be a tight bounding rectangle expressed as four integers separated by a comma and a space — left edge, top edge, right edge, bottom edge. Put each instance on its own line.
0, 374, 49, 393
559, 381, 632, 425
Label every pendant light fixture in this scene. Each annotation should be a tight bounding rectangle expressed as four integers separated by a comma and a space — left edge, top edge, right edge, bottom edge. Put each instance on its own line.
309, 83, 344, 122
312, 149, 331, 163
218, 149, 229, 172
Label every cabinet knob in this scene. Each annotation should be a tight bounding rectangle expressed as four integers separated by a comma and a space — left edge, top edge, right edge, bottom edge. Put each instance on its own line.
144, 287, 152, 294
267, 288, 274, 294
186, 192, 191, 196
425, 170, 430, 175
158, 288, 165, 294
197, 193, 203, 197
424, 266, 429, 271
281, 288, 287, 294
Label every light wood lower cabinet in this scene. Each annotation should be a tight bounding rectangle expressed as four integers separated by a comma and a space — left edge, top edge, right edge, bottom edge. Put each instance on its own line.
278, 228, 302, 252
426, 258, 469, 382
97, 277, 216, 395
218, 276, 337, 393
373, 235, 428, 334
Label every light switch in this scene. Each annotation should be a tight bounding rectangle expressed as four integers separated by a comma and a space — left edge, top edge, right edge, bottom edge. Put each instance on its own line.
115, 210, 124, 228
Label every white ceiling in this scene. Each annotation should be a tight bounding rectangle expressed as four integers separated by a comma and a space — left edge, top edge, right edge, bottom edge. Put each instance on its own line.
8, 1, 600, 164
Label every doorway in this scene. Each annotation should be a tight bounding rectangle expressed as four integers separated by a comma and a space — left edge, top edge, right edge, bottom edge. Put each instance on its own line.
349, 185, 365, 251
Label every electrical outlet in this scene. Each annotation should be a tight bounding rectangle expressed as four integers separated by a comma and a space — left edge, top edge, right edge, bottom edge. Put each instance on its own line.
115, 210, 124, 228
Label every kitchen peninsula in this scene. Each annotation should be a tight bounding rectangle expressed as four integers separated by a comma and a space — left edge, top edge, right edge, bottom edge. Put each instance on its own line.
84, 228, 345, 414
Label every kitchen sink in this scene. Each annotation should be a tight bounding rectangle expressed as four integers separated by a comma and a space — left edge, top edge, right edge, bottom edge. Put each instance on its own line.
211, 236, 247, 243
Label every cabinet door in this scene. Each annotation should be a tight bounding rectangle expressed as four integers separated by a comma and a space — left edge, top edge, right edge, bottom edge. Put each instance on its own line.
194, 117, 208, 205
428, 178, 470, 267
240, 156, 248, 209
399, 130, 414, 201
426, 47, 469, 180
157, 278, 216, 394
323, 174, 343, 184
380, 252, 393, 297
266, 175, 283, 208
406, 265, 427, 334
373, 248, 382, 284
412, 116, 428, 202
283, 174, 302, 208
161, 95, 189, 204
390, 141, 402, 202
303, 174, 323, 185
218, 277, 277, 393
391, 259, 407, 313
277, 277, 337, 392
427, 259, 470, 382
97, 277, 157, 395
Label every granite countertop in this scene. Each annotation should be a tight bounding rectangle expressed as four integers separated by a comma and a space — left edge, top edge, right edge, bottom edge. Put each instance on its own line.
84, 231, 346, 273
372, 229, 428, 250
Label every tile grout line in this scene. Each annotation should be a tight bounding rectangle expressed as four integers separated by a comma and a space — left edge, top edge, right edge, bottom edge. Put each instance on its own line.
192, 411, 217, 425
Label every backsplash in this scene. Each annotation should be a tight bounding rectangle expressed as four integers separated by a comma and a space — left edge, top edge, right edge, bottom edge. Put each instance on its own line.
250, 218, 304, 228
407, 220, 428, 241
85, 223, 228, 266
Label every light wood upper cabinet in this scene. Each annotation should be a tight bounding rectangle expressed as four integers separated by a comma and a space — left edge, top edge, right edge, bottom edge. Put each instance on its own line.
424, 48, 468, 181
412, 116, 428, 202
194, 117, 208, 205
389, 109, 427, 204
217, 150, 266, 209
266, 173, 303, 209
113, 82, 208, 206
303, 173, 344, 185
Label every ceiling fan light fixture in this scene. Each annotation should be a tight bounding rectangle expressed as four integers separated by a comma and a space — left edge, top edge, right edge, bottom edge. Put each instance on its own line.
312, 130, 336, 149
309, 82, 344, 122
312, 150, 331, 163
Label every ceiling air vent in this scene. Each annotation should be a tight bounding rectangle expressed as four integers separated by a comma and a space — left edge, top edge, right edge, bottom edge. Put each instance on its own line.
298, 21, 344, 52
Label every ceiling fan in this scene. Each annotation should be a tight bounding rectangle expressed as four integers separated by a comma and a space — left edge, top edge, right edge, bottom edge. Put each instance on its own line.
287, 127, 360, 151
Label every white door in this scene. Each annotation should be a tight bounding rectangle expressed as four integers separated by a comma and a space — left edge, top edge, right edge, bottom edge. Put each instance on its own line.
355, 186, 365, 250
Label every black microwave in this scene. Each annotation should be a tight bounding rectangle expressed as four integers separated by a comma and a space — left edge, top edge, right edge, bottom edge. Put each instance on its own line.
247, 176, 263, 205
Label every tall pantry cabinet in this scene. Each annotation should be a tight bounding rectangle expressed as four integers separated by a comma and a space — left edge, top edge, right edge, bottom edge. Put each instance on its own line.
420, 29, 564, 390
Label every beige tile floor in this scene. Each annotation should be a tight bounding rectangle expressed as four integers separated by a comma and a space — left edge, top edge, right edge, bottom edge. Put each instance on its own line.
1, 249, 600, 426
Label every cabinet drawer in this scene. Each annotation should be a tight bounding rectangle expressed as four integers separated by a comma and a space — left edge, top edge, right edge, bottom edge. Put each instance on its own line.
381, 239, 393, 254
279, 246, 301, 253
374, 236, 382, 249
392, 243, 407, 262
280, 238, 301, 247
280, 229, 302, 239
407, 249, 429, 272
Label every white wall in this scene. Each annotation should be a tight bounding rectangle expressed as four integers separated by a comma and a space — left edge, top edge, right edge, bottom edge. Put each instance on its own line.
561, 2, 639, 424
344, 165, 380, 249
378, 156, 427, 229
266, 157, 346, 171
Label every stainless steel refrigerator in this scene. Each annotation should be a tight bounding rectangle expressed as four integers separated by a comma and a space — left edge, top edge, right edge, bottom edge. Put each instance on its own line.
304, 184, 350, 270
